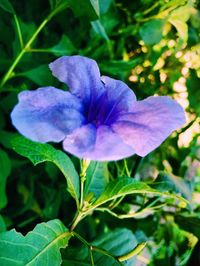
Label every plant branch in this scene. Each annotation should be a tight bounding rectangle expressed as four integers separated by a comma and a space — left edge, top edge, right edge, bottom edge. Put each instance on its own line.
118, 242, 147, 262
0, 3, 69, 89
72, 232, 123, 266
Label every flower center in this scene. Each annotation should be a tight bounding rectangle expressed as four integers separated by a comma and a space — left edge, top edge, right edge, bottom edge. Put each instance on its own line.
85, 92, 119, 127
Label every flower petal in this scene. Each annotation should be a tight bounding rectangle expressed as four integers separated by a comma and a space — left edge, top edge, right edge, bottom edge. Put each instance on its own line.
101, 76, 136, 117
112, 96, 186, 157
49, 56, 104, 103
63, 124, 135, 161
63, 123, 96, 156
11, 87, 85, 143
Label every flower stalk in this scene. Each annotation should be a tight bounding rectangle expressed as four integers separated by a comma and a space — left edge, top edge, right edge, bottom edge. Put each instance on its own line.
80, 159, 90, 209
70, 159, 90, 231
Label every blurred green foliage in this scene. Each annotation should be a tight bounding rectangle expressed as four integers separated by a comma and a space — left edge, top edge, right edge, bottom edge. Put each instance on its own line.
0, 0, 200, 265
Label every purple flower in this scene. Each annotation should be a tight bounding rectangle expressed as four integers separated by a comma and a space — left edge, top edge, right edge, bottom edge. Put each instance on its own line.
11, 56, 186, 161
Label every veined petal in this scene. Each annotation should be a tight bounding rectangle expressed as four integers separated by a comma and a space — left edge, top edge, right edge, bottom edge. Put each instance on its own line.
63, 124, 135, 161
112, 96, 186, 157
11, 87, 85, 143
49, 56, 104, 103
101, 76, 137, 120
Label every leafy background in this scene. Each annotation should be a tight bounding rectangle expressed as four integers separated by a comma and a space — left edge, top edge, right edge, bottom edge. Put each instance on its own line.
0, 0, 200, 265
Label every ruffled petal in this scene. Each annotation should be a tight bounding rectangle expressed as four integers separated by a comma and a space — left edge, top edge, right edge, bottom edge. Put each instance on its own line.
11, 87, 85, 143
63, 124, 135, 161
112, 96, 186, 157
49, 56, 104, 103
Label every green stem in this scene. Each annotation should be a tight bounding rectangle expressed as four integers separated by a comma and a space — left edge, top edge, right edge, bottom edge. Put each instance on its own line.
89, 247, 95, 266
26, 48, 52, 53
70, 211, 84, 231
118, 242, 147, 262
80, 159, 90, 209
0, 17, 49, 88
124, 159, 131, 177
13, 14, 24, 49
0, 1, 69, 89
142, 1, 160, 15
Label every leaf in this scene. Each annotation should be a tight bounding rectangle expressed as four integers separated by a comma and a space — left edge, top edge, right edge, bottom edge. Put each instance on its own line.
99, 0, 112, 14
0, 215, 6, 232
0, 219, 71, 266
11, 135, 80, 206
139, 19, 165, 45
48, 35, 76, 56
153, 172, 193, 201
175, 214, 200, 239
93, 177, 187, 208
0, 0, 15, 14
0, 148, 11, 209
92, 228, 137, 266
84, 162, 109, 198
91, 20, 109, 41
186, 70, 200, 113
68, 0, 99, 20
100, 58, 141, 80
169, 4, 193, 23
19, 65, 54, 86
0, 130, 17, 149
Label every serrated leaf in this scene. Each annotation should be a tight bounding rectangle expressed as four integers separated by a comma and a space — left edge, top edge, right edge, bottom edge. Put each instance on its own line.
11, 135, 80, 206
93, 177, 187, 208
0, 0, 15, 14
0, 148, 11, 209
0, 219, 71, 266
84, 162, 109, 197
